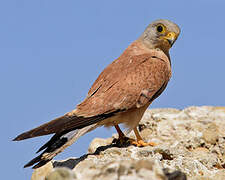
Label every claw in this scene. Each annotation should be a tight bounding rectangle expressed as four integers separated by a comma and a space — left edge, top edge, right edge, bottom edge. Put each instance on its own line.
131, 140, 156, 147
113, 136, 135, 147
114, 125, 156, 147
113, 137, 156, 147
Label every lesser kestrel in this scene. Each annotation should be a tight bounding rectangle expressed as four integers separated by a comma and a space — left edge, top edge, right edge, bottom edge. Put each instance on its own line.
14, 19, 180, 168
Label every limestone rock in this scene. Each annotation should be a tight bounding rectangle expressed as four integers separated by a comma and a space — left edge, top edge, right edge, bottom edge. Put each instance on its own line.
88, 137, 113, 154
45, 168, 76, 180
202, 123, 219, 144
31, 106, 225, 180
31, 162, 53, 180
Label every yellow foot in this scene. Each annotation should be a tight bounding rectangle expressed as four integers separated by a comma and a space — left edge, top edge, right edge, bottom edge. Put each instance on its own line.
113, 137, 156, 147
131, 140, 157, 147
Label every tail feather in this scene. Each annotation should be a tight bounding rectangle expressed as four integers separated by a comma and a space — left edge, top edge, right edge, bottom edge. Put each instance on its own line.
24, 124, 98, 168
13, 114, 73, 141
13, 110, 120, 141
36, 131, 66, 153
13, 110, 122, 168
24, 154, 47, 168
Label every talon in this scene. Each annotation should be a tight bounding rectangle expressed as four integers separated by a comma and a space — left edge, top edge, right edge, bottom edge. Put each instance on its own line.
148, 141, 157, 146
114, 125, 157, 147
131, 140, 156, 147
131, 127, 157, 147
114, 125, 134, 146
114, 136, 135, 147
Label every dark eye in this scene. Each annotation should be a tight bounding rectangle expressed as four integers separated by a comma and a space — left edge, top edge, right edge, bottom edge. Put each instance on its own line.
156, 25, 164, 33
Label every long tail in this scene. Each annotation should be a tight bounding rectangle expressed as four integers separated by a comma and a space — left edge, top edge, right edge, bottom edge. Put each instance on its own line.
24, 124, 98, 168
13, 111, 117, 141
13, 110, 120, 168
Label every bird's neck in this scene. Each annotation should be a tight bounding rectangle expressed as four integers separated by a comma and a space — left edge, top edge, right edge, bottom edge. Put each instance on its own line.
137, 37, 170, 58
129, 40, 172, 68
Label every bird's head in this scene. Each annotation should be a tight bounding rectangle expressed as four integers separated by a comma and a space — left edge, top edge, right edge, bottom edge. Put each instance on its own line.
139, 19, 180, 54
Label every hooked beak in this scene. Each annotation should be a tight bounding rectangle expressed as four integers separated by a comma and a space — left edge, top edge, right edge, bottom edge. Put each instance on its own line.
164, 32, 177, 47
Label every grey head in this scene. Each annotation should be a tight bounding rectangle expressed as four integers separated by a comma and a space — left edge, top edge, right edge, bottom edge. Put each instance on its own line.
139, 19, 180, 54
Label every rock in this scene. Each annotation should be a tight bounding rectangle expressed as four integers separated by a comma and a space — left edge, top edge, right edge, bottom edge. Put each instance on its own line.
88, 137, 113, 154
31, 162, 53, 180
31, 106, 225, 180
202, 123, 219, 144
163, 169, 187, 180
45, 168, 76, 180
74, 159, 167, 180
211, 170, 225, 180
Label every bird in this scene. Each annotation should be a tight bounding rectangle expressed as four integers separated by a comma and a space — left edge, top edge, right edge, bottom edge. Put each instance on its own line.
13, 19, 180, 169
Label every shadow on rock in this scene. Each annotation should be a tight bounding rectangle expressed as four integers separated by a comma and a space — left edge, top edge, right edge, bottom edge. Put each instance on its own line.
52, 138, 130, 169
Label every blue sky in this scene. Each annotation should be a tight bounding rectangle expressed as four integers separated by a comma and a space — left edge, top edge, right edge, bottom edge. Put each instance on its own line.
1, 0, 225, 179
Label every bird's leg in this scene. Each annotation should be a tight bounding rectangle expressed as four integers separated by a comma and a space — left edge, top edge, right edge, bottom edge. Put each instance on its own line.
114, 125, 125, 139
131, 127, 156, 147
114, 125, 135, 146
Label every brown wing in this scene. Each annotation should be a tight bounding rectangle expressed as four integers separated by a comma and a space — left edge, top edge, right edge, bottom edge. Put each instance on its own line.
76, 52, 171, 117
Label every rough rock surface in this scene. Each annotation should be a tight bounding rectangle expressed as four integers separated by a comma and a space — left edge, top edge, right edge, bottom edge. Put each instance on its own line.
31, 106, 225, 180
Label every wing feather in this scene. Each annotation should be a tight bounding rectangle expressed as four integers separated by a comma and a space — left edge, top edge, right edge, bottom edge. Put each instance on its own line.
77, 52, 170, 117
